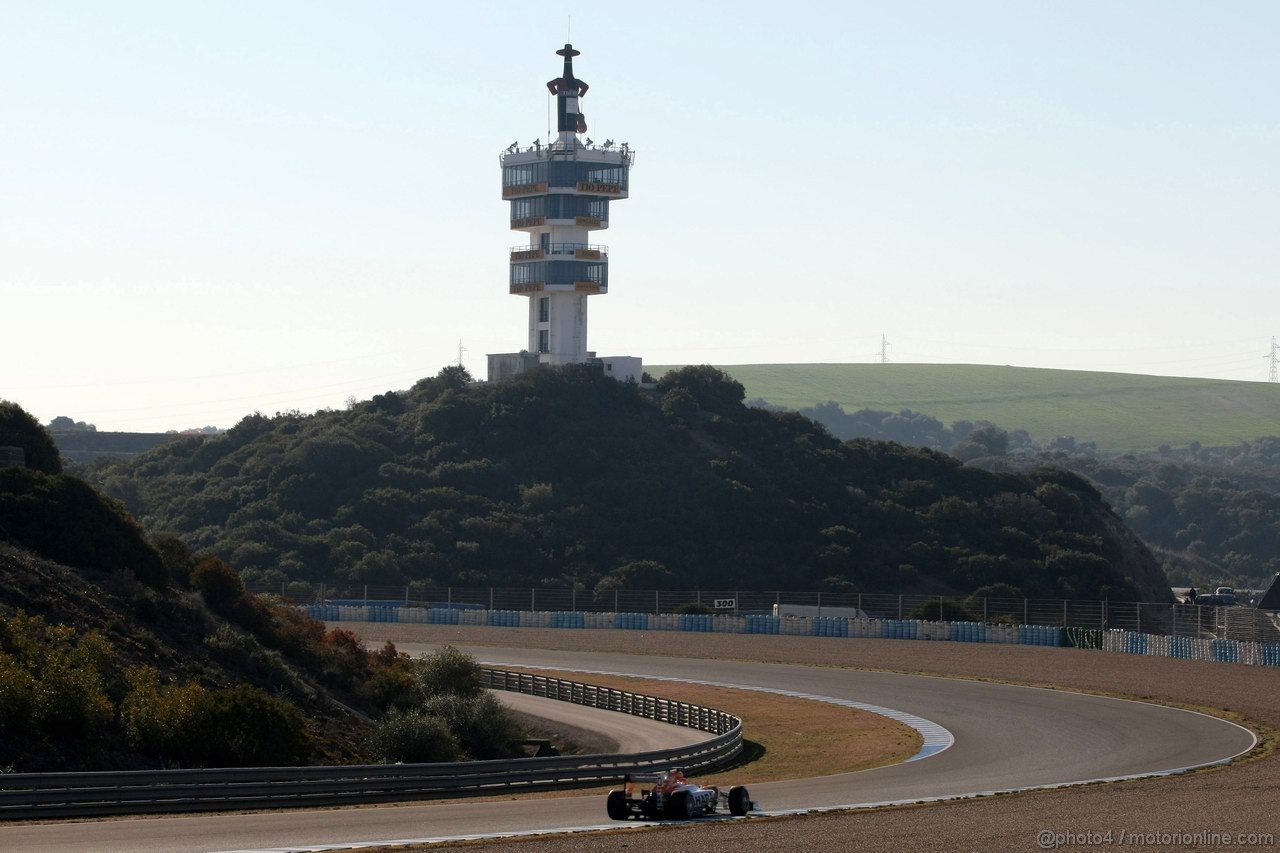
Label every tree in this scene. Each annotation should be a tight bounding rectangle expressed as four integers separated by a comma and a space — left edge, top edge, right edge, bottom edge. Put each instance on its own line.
656, 366, 745, 414
47, 415, 96, 432
0, 401, 62, 474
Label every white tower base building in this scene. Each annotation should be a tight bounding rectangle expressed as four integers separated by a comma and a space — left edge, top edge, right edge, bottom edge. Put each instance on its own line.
486, 43, 640, 383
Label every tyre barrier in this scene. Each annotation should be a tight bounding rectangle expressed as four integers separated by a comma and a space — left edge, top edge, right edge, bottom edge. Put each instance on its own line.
812, 617, 849, 638
551, 611, 585, 629
745, 614, 780, 635
951, 622, 988, 643
314, 607, 1280, 669
679, 614, 714, 632
615, 612, 649, 630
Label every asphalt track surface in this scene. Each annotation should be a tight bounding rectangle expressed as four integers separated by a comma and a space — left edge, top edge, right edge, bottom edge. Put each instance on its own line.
0, 645, 1254, 853
494, 691, 707, 751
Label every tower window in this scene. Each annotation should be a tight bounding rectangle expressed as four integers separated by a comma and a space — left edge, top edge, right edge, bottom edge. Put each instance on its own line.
538, 329, 549, 353
539, 297, 549, 323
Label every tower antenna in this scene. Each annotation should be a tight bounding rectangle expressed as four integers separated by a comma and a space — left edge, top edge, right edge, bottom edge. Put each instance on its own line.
1266, 337, 1278, 383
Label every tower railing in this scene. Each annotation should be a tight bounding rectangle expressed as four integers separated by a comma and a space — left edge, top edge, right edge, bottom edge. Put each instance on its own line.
510, 242, 608, 258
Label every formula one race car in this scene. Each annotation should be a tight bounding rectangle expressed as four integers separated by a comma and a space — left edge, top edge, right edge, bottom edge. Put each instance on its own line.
606, 770, 756, 820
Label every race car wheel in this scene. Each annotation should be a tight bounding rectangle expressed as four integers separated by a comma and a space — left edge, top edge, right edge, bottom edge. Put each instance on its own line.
669, 790, 696, 820
728, 785, 751, 816
606, 789, 630, 821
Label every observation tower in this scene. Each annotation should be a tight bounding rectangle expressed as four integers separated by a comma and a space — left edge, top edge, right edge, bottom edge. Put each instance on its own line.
487, 44, 641, 383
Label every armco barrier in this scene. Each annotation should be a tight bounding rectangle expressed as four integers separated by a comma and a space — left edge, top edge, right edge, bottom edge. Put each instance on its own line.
315, 604, 1280, 669
0, 669, 742, 820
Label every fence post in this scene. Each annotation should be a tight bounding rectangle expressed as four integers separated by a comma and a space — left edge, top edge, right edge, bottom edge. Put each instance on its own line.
1102, 598, 1107, 629
858, 593, 862, 615
363, 585, 368, 606
614, 589, 618, 613
532, 589, 536, 613
939, 594, 944, 619
490, 587, 494, 610
983, 597, 988, 623
448, 587, 452, 607
1023, 598, 1028, 625
572, 588, 577, 612
898, 595, 903, 620
1063, 599, 1068, 627
405, 586, 409, 606
655, 589, 660, 615
817, 591, 822, 618
281, 581, 286, 599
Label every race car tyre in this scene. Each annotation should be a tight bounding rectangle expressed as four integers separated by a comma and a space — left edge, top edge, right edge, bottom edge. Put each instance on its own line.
728, 785, 751, 816
606, 790, 630, 821
669, 790, 696, 820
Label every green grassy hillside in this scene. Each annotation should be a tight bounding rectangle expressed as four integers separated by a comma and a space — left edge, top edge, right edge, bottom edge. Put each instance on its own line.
649, 364, 1280, 453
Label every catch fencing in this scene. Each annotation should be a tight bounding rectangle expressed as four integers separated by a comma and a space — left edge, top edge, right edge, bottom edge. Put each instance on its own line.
0, 669, 741, 820
251, 582, 1280, 643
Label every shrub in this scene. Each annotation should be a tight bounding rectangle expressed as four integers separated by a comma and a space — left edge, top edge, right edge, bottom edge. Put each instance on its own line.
908, 600, 975, 622
420, 692, 523, 760
122, 668, 311, 767
0, 616, 117, 737
0, 653, 35, 726
361, 665, 421, 712
0, 400, 61, 474
190, 556, 247, 614
417, 645, 483, 699
150, 534, 197, 588
673, 601, 714, 615
197, 685, 312, 766
365, 708, 461, 763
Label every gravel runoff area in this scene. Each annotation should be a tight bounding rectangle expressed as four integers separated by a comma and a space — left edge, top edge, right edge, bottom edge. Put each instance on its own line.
343, 623, 1280, 853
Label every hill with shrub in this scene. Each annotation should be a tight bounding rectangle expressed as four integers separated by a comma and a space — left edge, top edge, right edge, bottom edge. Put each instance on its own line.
95, 365, 1172, 602
0, 403, 524, 772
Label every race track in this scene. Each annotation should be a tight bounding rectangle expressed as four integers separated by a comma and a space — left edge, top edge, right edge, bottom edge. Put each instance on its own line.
0, 644, 1255, 853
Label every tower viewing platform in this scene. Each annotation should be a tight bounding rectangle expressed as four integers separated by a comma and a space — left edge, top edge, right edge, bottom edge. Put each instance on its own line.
487, 44, 641, 384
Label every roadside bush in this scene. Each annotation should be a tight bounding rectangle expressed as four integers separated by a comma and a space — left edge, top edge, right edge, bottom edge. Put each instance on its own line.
0, 618, 117, 738
420, 692, 523, 760
198, 685, 312, 766
673, 602, 714, 615
361, 665, 421, 712
121, 667, 311, 767
417, 645, 483, 699
908, 601, 976, 622
365, 708, 461, 763
0, 653, 35, 726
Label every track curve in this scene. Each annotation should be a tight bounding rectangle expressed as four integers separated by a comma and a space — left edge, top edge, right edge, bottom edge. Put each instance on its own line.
0, 645, 1255, 853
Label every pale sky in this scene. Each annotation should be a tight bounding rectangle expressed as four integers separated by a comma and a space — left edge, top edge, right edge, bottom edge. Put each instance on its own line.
3, 1, 1278, 432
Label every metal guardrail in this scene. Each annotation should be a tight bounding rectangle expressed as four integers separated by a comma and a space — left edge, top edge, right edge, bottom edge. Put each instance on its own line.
249, 582, 1280, 641
0, 669, 741, 820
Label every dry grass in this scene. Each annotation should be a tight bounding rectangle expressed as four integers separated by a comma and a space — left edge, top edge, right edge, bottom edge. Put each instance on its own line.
498, 666, 922, 785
